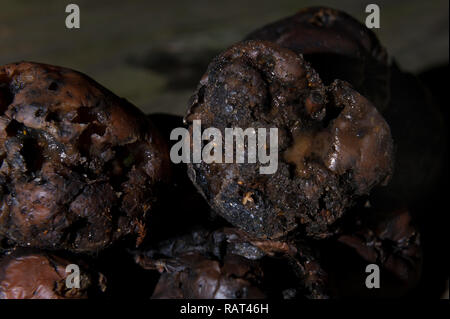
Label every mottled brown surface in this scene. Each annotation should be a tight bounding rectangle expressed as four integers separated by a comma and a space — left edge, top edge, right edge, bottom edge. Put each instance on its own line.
0, 62, 170, 253
0, 249, 105, 299
185, 40, 393, 240
136, 227, 329, 299
246, 7, 390, 111
0, 1, 446, 299
152, 254, 266, 299
137, 228, 266, 299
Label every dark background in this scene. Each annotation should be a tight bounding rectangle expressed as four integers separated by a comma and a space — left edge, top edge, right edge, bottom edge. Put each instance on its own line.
1, 0, 448, 115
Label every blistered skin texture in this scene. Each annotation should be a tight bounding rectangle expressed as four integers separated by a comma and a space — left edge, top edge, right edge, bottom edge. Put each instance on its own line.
245, 6, 390, 111
135, 227, 329, 299
0, 62, 170, 252
0, 250, 103, 299
185, 41, 394, 239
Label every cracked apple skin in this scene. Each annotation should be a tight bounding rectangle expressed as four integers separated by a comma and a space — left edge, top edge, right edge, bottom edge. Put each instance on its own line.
185, 40, 394, 240
0, 62, 170, 253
